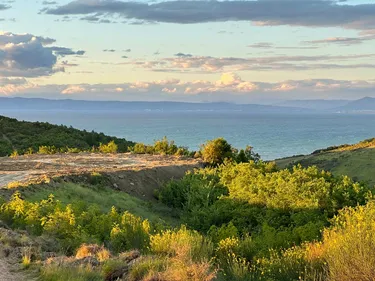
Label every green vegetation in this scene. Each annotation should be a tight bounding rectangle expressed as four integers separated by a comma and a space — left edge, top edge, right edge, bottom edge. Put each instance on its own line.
0, 115, 134, 156
200, 137, 260, 166
1, 134, 375, 281
130, 136, 192, 156
276, 138, 375, 186
20, 181, 178, 225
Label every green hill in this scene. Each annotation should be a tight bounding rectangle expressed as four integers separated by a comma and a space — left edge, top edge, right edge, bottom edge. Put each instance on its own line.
0, 115, 135, 156
275, 138, 375, 186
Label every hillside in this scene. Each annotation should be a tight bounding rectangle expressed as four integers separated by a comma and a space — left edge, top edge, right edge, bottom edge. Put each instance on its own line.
0, 115, 134, 156
335, 97, 375, 113
1, 118, 375, 281
277, 99, 349, 110
276, 138, 375, 185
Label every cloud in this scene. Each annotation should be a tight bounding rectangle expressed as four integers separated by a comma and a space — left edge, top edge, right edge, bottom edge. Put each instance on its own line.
0, 4, 10, 10
122, 53, 375, 73
42, 1, 57, 5
103, 49, 116, 52
0, 78, 34, 95
174, 53, 193, 58
3, 75, 375, 102
0, 32, 55, 45
61, 85, 86, 94
48, 47, 86, 56
123, 49, 131, 52
304, 35, 375, 46
0, 32, 81, 78
248, 42, 274, 49
248, 42, 318, 50
0, 17, 16, 22
45, 0, 375, 30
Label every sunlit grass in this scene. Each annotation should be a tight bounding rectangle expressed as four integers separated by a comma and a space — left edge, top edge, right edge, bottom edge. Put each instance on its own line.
22, 182, 178, 225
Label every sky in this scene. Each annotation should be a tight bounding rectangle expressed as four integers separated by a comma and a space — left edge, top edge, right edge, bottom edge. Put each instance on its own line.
1, 0, 375, 103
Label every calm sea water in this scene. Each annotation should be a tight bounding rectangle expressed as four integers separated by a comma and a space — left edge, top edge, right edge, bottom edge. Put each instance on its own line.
2, 110, 375, 160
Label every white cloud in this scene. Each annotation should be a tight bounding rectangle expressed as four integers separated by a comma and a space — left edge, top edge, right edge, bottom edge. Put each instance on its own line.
2, 74, 375, 102
61, 85, 86, 94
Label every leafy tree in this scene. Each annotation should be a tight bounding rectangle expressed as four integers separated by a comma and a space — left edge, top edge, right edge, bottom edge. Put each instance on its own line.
201, 138, 233, 166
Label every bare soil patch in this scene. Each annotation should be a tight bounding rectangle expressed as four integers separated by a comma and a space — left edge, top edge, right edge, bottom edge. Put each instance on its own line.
0, 153, 201, 199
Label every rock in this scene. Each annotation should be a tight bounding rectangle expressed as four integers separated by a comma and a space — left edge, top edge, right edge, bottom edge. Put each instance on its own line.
113, 183, 119, 189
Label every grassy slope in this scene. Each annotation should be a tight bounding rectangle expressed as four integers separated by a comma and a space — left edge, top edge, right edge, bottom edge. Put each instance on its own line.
276, 146, 375, 186
16, 182, 179, 226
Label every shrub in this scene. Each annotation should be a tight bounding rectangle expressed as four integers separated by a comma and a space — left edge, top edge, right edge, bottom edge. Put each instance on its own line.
99, 141, 118, 154
150, 226, 213, 261
109, 212, 151, 253
321, 202, 375, 281
38, 146, 59, 155
10, 150, 19, 158
132, 143, 147, 154
153, 137, 178, 155
201, 138, 233, 166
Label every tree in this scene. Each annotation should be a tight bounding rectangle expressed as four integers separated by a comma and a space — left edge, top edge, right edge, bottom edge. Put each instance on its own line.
201, 138, 233, 166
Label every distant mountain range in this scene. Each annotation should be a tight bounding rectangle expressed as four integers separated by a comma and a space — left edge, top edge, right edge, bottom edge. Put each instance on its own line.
277, 99, 350, 110
0, 97, 312, 113
0, 97, 375, 114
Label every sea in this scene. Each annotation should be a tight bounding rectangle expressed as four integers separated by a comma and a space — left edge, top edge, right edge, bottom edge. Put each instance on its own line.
2, 110, 375, 160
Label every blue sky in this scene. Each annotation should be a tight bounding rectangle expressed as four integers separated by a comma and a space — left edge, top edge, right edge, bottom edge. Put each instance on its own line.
1, 0, 375, 103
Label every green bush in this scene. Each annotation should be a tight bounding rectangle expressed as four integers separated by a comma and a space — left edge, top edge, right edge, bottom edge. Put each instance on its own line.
201, 138, 233, 166
150, 225, 213, 261
99, 141, 118, 153
38, 146, 59, 155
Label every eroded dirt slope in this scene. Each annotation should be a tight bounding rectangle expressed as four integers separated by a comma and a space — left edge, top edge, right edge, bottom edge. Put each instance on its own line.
0, 153, 201, 199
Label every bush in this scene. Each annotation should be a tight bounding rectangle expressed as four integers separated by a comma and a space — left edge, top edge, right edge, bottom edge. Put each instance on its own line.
201, 138, 233, 166
132, 143, 147, 154
150, 226, 213, 262
109, 212, 151, 253
99, 141, 118, 153
321, 202, 375, 281
38, 146, 59, 155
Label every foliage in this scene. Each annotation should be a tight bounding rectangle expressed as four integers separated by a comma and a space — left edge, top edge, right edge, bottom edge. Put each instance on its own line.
320, 202, 375, 281
158, 161, 373, 279
130, 136, 191, 156
98, 140, 118, 153
0, 115, 134, 156
200, 138, 234, 165
0, 192, 151, 255
150, 225, 213, 262
201, 138, 260, 166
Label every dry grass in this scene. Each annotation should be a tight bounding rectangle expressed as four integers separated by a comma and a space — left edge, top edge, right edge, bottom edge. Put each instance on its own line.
75, 244, 111, 262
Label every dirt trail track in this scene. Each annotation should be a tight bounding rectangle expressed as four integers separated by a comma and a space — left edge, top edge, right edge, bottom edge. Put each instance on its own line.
0, 153, 201, 198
